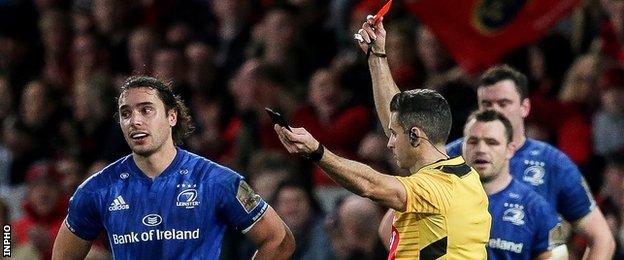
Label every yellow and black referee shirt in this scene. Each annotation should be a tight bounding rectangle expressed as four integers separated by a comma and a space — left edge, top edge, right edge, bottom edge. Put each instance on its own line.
388, 156, 491, 260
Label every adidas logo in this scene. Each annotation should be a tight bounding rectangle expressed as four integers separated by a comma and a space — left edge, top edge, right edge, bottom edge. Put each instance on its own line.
109, 196, 130, 211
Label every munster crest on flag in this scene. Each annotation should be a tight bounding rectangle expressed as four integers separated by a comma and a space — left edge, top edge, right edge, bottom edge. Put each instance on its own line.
405, 0, 581, 74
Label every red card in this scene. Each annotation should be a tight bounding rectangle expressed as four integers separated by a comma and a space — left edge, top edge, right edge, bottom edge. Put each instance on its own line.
373, 0, 393, 25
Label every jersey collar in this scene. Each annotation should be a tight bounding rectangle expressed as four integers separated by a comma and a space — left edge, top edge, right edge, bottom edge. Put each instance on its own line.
128, 146, 185, 180
414, 156, 466, 174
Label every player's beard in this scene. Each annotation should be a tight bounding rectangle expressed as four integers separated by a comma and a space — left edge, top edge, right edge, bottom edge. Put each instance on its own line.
130, 136, 163, 157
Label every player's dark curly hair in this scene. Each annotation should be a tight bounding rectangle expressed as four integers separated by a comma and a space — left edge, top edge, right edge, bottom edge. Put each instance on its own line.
119, 76, 194, 145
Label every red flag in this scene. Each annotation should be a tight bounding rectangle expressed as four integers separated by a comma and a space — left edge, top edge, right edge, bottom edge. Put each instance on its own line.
405, 0, 581, 74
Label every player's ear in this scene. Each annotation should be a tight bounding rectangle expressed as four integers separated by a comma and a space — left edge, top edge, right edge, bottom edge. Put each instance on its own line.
520, 98, 530, 118
505, 142, 516, 160
168, 109, 178, 127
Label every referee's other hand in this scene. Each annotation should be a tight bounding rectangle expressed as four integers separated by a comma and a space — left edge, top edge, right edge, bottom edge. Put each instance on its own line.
274, 125, 320, 155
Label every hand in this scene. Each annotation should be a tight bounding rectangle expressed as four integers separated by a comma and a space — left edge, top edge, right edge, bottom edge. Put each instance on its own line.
354, 15, 387, 55
273, 125, 320, 155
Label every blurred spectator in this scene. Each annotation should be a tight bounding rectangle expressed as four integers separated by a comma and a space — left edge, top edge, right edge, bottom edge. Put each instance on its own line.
593, 66, 624, 156
0, 198, 8, 225
70, 0, 94, 34
357, 131, 393, 174
185, 95, 226, 159
599, 0, 624, 65
223, 59, 296, 169
326, 195, 386, 260
291, 68, 372, 187
92, 0, 132, 74
55, 156, 84, 195
0, 75, 14, 124
69, 75, 126, 164
208, 0, 251, 78
12, 162, 67, 260
152, 47, 191, 99
70, 33, 109, 84
557, 54, 602, 165
128, 27, 159, 75
165, 21, 193, 47
248, 4, 317, 83
2, 117, 37, 186
416, 25, 455, 84
599, 153, 624, 207
273, 181, 330, 260
385, 21, 420, 90
39, 8, 72, 88
247, 151, 296, 202
185, 41, 217, 95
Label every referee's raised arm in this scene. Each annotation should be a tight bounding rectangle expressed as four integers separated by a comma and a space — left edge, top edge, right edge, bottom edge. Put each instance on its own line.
355, 16, 400, 137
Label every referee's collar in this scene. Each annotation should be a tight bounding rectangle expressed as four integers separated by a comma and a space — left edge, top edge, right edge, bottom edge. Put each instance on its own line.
414, 156, 466, 174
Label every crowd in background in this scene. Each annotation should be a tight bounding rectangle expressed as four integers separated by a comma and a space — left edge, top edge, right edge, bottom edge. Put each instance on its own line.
0, 0, 623, 259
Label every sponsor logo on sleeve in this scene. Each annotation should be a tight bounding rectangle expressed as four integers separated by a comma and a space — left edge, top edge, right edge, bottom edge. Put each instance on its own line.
236, 180, 262, 213
548, 223, 566, 248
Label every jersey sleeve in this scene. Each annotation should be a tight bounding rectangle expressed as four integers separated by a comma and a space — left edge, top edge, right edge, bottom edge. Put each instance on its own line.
445, 138, 463, 157
395, 172, 454, 214
530, 196, 561, 257
215, 170, 268, 233
554, 152, 594, 222
65, 187, 104, 241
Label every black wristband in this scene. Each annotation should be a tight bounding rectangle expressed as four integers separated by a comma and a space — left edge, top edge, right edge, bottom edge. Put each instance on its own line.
366, 43, 387, 59
306, 144, 325, 162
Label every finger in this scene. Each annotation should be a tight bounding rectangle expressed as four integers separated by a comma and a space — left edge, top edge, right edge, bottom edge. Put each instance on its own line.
363, 23, 376, 41
358, 28, 372, 44
366, 15, 375, 24
292, 127, 310, 136
376, 17, 385, 33
275, 126, 295, 147
353, 33, 364, 43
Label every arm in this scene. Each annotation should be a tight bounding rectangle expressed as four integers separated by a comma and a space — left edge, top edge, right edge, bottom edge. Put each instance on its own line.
274, 125, 407, 211
572, 209, 615, 259
245, 206, 295, 260
356, 17, 400, 136
51, 221, 92, 260
378, 209, 394, 250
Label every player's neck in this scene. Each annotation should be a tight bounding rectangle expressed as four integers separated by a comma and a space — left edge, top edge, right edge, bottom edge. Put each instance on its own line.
512, 130, 527, 149
483, 171, 513, 195
133, 141, 177, 179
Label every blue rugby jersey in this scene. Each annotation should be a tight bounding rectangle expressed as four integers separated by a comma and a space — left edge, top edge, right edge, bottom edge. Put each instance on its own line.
446, 138, 594, 222
65, 147, 268, 259
487, 179, 560, 260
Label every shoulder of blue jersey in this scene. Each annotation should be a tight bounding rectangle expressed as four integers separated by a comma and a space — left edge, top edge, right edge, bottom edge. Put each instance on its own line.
445, 137, 464, 156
